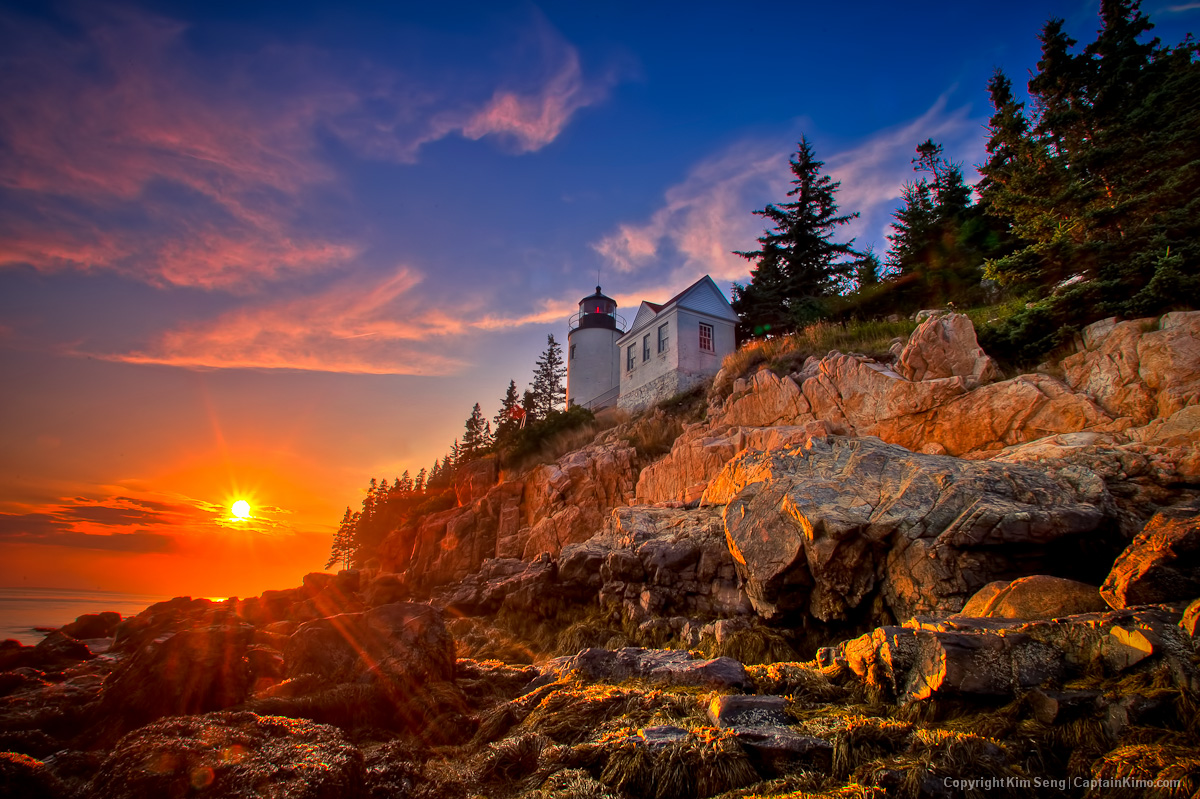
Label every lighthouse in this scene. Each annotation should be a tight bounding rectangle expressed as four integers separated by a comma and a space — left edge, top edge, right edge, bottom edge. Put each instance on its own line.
567, 286, 625, 410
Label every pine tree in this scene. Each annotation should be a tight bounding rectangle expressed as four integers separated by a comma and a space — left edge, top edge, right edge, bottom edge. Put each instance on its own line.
854, 247, 882, 290
529, 334, 567, 418
325, 507, 356, 571
885, 139, 989, 310
399, 470, 412, 493
414, 468, 426, 493
978, 0, 1200, 358
521, 388, 538, 425
461, 403, 488, 461
732, 138, 859, 336
494, 379, 522, 443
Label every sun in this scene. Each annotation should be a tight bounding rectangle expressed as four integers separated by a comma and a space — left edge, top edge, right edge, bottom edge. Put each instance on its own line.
231, 500, 251, 519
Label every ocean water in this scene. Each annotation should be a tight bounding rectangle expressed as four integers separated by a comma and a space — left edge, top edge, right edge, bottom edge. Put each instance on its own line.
0, 587, 170, 645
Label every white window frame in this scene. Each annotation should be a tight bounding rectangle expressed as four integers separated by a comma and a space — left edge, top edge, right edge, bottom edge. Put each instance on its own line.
657, 323, 669, 353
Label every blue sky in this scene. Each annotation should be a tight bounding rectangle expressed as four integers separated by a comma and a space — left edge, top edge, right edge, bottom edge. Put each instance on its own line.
0, 0, 1195, 594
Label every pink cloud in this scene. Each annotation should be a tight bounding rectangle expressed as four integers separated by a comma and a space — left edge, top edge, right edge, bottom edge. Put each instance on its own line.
592, 138, 790, 284
0, 8, 609, 290
0, 7, 359, 289
101, 268, 469, 375
462, 45, 605, 153
592, 96, 982, 285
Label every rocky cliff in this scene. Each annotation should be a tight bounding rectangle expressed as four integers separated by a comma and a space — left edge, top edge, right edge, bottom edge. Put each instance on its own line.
3, 310, 1198, 799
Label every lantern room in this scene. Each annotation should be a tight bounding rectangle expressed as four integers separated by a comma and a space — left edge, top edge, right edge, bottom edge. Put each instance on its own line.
569, 286, 624, 332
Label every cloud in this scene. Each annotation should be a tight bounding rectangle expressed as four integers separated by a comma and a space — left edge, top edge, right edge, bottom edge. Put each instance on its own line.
462, 42, 607, 153
0, 6, 610, 289
101, 267, 469, 375
592, 95, 983, 285
0, 7, 359, 289
592, 138, 790, 286
1165, 3, 1200, 11
0, 489, 295, 552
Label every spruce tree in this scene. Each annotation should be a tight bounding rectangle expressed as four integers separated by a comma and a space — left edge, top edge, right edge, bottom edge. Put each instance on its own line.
886, 139, 989, 310
978, 0, 1199, 358
529, 335, 567, 418
732, 138, 859, 336
325, 507, 356, 571
494, 379, 522, 443
461, 403, 488, 461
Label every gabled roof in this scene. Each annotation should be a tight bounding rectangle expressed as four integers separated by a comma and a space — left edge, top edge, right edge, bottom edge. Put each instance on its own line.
617, 275, 737, 343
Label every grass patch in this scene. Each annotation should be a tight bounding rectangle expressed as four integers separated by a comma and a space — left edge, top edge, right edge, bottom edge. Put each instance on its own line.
702, 628, 800, 667
722, 319, 917, 387
598, 726, 760, 799
1087, 743, 1200, 799
621, 410, 686, 460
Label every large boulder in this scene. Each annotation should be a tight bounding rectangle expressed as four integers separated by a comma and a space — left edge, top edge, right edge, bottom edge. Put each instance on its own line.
86, 712, 364, 799
60, 612, 120, 640
110, 597, 231, 654
834, 606, 1196, 703
520, 438, 638, 559
896, 312, 1002, 386
599, 506, 752, 622
957, 575, 1108, 620
1102, 505, 1200, 608
284, 602, 454, 688
1062, 311, 1200, 425
455, 455, 498, 506
713, 351, 1116, 459
378, 478, 524, 593
635, 422, 830, 504
0, 752, 64, 799
545, 647, 745, 690
100, 624, 259, 727
704, 436, 1114, 621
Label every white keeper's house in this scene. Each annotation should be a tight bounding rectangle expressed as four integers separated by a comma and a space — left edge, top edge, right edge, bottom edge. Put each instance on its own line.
566, 275, 738, 412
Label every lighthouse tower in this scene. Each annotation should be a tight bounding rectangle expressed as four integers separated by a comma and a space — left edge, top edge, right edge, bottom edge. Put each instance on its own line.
567, 286, 625, 410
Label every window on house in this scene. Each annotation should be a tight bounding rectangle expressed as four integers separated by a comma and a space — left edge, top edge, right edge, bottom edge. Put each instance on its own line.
643, 335, 650, 361
700, 323, 714, 352
658, 323, 669, 353
627, 345, 635, 371
570, 344, 576, 360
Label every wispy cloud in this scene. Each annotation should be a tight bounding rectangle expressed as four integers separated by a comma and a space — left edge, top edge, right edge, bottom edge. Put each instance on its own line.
462, 39, 608, 153
0, 7, 359, 289
1165, 3, 1200, 11
592, 95, 983, 284
592, 139, 790, 285
100, 267, 468, 375
0, 6, 611, 290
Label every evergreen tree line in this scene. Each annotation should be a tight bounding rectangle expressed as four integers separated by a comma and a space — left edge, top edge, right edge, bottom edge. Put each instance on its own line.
326, 333, 590, 570
733, 0, 1198, 361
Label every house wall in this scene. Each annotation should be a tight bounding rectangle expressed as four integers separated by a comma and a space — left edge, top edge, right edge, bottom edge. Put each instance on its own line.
616, 307, 736, 412
617, 308, 679, 410
674, 308, 735, 376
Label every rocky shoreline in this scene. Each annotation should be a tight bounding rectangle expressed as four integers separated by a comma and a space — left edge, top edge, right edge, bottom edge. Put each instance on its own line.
3, 311, 1198, 798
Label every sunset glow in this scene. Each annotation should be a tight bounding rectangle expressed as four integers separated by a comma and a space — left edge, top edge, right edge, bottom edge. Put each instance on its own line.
2, 1, 1195, 601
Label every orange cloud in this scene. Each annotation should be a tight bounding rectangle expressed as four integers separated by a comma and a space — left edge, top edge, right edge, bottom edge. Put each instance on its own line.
101, 267, 469, 375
